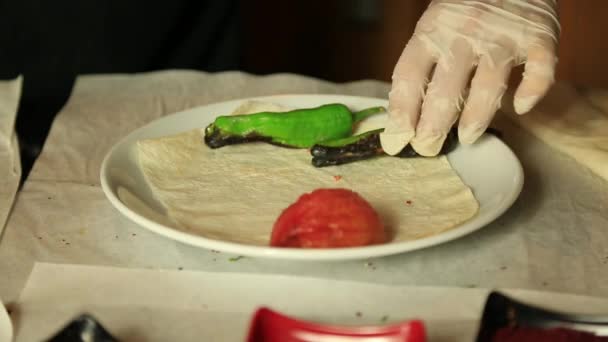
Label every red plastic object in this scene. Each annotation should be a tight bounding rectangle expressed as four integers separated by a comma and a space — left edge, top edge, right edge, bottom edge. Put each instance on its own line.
246, 307, 427, 342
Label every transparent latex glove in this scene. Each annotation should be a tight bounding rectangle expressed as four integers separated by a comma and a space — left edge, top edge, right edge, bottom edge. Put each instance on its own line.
380, 0, 560, 156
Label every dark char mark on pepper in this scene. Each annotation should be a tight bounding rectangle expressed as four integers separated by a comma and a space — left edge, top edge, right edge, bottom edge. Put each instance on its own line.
204, 125, 298, 149
204, 125, 271, 149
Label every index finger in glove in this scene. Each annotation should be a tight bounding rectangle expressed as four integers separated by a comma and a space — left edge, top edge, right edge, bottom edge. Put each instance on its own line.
381, 37, 435, 156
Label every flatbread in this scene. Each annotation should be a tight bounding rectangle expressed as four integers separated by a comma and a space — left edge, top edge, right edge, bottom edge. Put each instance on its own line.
136, 101, 479, 246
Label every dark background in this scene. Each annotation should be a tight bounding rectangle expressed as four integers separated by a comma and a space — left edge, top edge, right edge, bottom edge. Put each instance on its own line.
0, 0, 606, 181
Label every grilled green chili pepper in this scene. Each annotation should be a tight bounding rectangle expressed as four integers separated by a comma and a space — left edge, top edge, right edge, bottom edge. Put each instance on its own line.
204, 104, 385, 149
311, 129, 457, 167
310, 127, 502, 167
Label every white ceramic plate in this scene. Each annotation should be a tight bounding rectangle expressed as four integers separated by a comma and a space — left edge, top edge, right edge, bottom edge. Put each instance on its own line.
0, 299, 12, 342
100, 95, 523, 261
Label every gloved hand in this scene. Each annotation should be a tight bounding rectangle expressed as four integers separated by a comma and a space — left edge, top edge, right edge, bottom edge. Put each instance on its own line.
380, 0, 560, 156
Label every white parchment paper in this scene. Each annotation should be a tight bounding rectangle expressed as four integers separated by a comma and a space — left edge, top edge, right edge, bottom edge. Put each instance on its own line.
12, 263, 608, 342
0, 76, 22, 240
0, 71, 606, 308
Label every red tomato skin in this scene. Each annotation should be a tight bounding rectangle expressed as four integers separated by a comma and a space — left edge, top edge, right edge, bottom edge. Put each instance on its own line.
270, 188, 386, 248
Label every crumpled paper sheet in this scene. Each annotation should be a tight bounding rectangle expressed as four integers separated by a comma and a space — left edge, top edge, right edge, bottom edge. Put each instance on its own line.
11, 263, 608, 342
0, 76, 22, 239
502, 83, 608, 181
0, 71, 607, 307
0, 298, 11, 342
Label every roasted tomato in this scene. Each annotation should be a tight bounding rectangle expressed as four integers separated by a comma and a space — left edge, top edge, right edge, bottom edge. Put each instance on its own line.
270, 188, 386, 248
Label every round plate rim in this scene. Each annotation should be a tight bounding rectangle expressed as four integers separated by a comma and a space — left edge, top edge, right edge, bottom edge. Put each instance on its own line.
100, 94, 524, 261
